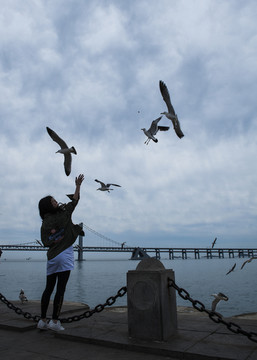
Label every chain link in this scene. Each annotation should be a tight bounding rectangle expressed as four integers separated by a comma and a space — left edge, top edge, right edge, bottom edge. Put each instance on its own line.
0, 286, 127, 324
167, 277, 257, 343
3, 278, 257, 344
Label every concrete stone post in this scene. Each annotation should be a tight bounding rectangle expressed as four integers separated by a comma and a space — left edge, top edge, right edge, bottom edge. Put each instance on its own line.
127, 258, 177, 341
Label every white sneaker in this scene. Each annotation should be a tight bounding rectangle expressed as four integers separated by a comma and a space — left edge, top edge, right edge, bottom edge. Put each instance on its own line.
37, 319, 48, 330
47, 320, 65, 331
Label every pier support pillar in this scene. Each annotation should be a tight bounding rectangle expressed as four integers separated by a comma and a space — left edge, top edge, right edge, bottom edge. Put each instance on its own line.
127, 258, 177, 341
130, 247, 150, 260
182, 249, 187, 259
169, 249, 174, 260
248, 249, 253, 257
194, 249, 200, 259
155, 248, 160, 259
229, 249, 234, 258
218, 249, 224, 258
238, 249, 244, 258
207, 249, 212, 259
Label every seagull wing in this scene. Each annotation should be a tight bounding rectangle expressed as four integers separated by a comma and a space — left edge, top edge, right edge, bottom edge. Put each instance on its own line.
241, 257, 257, 269
64, 153, 72, 176
226, 263, 236, 275
158, 126, 170, 132
107, 184, 121, 187
173, 119, 184, 139
211, 298, 220, 311
46, 127, 69, 149
241, 259, 249, 269
95, 179, 106, 188
159, 80, 176, 115
148, 116, 162, 136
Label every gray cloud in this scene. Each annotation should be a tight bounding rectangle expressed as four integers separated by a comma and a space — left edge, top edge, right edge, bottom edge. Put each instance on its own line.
1, 0, 257, 249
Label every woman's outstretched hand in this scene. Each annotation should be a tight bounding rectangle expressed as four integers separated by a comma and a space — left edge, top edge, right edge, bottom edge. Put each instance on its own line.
73, 174, 84, 201
75, 174, 84, 186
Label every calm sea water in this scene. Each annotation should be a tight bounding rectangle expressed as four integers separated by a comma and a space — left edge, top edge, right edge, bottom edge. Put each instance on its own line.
1, 255, 257, 317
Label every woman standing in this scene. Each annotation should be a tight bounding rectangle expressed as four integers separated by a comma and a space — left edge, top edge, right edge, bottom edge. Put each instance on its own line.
37, 174, 84, 331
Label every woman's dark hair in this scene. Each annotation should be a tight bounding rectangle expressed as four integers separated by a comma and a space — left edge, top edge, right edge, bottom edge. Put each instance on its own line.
38, 196, 60, 220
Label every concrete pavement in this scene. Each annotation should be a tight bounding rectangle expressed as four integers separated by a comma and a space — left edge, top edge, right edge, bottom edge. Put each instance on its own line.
0, 300, 257, 359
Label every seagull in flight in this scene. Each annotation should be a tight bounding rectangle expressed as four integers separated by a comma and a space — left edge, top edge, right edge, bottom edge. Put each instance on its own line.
46, 127, 77, 176
226, 263, 236, 275
159, 80, 184, 139
241, 257, 257, 270
212, 237, 217, 248
95, 179, 121, 193
211, 292, 229, 311
141, 116, 169, 145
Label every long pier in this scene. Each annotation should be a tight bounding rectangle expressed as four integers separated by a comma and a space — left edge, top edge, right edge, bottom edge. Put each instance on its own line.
1, 245, 257, 260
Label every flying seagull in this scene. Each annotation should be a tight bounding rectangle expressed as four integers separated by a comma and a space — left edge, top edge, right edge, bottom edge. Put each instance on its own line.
19, 289, 28, 304
159, 80, 184, 139
211, 292, 229, 311
212, 237, 217, 248
46, 127, 77, 176
241, 257, 257, 270
226, 263, 236, 275
95, 179, 121, 193
141, 116, 169, 145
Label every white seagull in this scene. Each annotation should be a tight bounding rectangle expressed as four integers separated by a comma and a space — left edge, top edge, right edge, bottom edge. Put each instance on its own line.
211, 292, 229, 311
19, 289, 28, 304
141, 116, 169, 145
46, 127, 77, 176
95, 179, 121, 193
159, 80, 184, 139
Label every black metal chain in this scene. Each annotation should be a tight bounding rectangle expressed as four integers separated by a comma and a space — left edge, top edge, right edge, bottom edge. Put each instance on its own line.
3, 278, 257, 344
0, 286, 127, 324
60, 286, 127, 323
168, 277, 257, 343
0, 293, 41, 322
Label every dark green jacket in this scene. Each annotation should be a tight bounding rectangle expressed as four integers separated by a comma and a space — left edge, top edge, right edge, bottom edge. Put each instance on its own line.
41, 199, 82, 260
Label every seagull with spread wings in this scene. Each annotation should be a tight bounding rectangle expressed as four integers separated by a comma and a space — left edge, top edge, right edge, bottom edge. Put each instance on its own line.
46, 127, 77, 176
141, 116, 169, 145
159, 80, 184, 139
211, 292, 229, 311
226, 263, 236, 275
95, 179, 121, 193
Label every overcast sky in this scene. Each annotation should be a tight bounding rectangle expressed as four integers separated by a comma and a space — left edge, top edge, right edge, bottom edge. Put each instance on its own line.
0, 0, 257, 251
